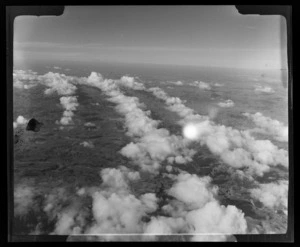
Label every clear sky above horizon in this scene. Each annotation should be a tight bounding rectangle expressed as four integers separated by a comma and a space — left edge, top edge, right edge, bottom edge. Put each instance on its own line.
14, 5, 287, 70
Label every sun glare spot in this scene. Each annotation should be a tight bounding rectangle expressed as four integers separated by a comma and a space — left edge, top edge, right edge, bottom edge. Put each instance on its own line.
183, 124, 199, 140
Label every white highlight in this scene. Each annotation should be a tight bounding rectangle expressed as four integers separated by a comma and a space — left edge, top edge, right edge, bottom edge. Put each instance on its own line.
183, 124, 199, 140
13, 115, 29, 129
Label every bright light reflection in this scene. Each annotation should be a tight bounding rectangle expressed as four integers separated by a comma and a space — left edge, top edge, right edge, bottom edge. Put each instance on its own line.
183, 124, 199, 140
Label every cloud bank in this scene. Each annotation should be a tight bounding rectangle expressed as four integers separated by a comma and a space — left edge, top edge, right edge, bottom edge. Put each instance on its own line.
42, 72, 77, 96
13, 115, 29, 129
250, 180, 288, 214
218, 99, 235, 108
83, 72, 197, 173
148, 87, 288, 177
58, 96, 79, 125
13, 70, 39, 89
13, 69, 288, 239
80, 141, 94, 148
243, 112, 288, 142
254, 85, 275, 93
192, 81, 212, 90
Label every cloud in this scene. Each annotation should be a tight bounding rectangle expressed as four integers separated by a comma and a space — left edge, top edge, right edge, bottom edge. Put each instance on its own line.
148, 87, 207, 122
82, 169, 247, 237
58, 96, 79, 125
119, 76, 146, 90
149, 87, 288, 177
13, 70, 39, 89
42, 72, 77, 96
218, 99, 235, 108
158, 172, 248, 236
53, 66, 61, 70
76, 167, 159, 236
249, 180, 288, 212
192, 81, 212, 90
83, 73, 196, 173
167, 174, 217, 209
243, 112, 288, 142
254, 85, 275, 93
80, 141, 94, 148
13, 115, 29, 129
214, 83, 223, 87
13, 70, 86, 127
13, 70, 287, 238
167, 81, 183, 86
14, 183, 36, 217
84, 122, 96, 128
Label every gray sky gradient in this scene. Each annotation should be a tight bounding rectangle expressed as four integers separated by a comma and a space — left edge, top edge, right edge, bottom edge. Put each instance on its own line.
14, 5, 287, 69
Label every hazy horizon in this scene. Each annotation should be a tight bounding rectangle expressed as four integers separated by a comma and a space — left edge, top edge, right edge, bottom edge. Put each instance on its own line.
14, 5, 287, 70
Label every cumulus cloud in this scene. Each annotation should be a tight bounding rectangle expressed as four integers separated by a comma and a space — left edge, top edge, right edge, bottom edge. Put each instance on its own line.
13, 70, 39, 89
249, 180, 288, 211
156, 172, 248, 236
14, 70, 81, 127
218, 99, 235, 108
80, 141, 94, 148
14, 183, 36, 217
167, 81, 183, 86
42, 72, 77, 96
254, 85, 275, 93
214, 83, 223, 87
15, 168, 248, 238
76, 170, 246, 237
83, 73, 196, 173
118, 76, 146, 90
84, 122, 96, 128
192, 81, 212, 90
149, 87, 288, 177
243, 112, 288, 142
13, 70, 286, 238
148, 87, 207, 122
68, 167, 160, 236
58, 96, 79, 125
13, 115, 29, 129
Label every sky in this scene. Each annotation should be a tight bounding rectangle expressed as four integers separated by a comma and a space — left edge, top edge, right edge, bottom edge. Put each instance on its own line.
14, 5, 287, 70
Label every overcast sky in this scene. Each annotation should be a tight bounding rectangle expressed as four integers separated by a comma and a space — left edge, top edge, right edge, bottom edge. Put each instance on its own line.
14, 5, 287, 70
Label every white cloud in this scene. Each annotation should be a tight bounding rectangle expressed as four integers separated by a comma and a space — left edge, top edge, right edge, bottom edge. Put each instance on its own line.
59, 96, 79, 125
167, 174, 217, 209
192, 81, 212, 90
119, 76, 145, 90
84, 122, 96, 127
13, 115, 29, 129
80, 167, 161, 235
42, 72, 77, 96
80, 141, 94, 148
13, 70, 39, 89
14, 183, 36, 217
13, 70, 81, 127
243, 112, 288, 142
13, 70, 287, 237
53, 209, 77, 235
148, 87, 207, 122
149, 87, 288, 177
167, 81, 183, 86
160, 172, 248, 235
218, 99, 235, 108
82, 73, 197, 173
249, 180, 288, 211
214, 83, 223, 87
254, 85, 275, 93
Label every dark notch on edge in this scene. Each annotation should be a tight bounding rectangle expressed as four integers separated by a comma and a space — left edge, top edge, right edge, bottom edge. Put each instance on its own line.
235, 5, 290, 16
8, 6, 65, 17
